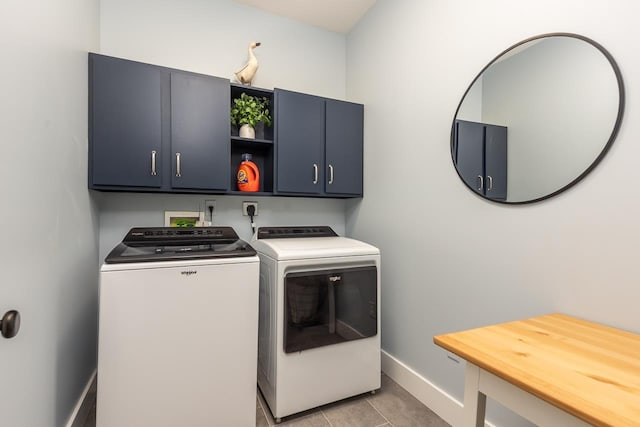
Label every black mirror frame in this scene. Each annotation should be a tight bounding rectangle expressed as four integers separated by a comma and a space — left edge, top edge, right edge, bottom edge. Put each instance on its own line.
451, 32, 625, 205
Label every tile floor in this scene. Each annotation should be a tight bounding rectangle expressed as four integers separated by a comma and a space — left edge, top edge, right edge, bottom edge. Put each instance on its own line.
81, 373, 449, 427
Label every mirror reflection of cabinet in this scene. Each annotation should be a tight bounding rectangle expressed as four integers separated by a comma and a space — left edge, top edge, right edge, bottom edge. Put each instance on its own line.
454, 120, 507, 201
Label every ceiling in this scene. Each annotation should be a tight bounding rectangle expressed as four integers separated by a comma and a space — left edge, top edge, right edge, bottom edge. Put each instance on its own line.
232, 0, 376, 34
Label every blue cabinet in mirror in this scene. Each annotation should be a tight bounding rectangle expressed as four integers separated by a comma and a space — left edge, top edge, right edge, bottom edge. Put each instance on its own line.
452, 33, 624, 204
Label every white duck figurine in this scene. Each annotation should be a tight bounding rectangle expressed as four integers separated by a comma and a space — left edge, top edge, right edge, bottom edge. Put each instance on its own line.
235, 41, 261, 85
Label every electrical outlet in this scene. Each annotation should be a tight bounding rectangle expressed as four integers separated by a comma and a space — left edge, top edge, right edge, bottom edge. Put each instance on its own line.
204, 200, 216, 222
242, 201, 258, 216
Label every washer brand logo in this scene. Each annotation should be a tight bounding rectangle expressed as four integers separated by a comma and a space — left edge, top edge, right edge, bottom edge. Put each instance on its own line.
329, 275, 341, 282
181, 270, 197, 276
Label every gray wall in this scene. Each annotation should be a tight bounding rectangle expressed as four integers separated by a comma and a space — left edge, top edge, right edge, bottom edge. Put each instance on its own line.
0, 1, 100, 426
99, 0, 346, 98
97, 0, 350, 254
346, 0, 639, 425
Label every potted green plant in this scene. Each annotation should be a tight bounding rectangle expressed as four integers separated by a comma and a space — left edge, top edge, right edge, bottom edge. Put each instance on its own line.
230, 93, 273, 139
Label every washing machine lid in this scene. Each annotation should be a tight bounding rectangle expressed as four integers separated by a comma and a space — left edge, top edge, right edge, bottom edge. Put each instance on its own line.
105, 227, 256, 264
252, 226, 379, 260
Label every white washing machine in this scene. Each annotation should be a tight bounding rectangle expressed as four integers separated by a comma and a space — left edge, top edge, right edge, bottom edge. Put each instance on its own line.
97, 227, 259, 427
251, 226, 381, 421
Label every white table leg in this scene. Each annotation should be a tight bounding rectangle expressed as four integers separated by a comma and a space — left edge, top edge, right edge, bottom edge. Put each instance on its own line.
463, 362, 486, 427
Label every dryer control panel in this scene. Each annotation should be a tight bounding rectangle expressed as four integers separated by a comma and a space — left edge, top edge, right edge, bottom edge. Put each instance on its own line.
257, 226, 338, 239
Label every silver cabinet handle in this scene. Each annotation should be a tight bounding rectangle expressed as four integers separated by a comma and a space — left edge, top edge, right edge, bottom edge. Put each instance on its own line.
313, 164, 318, 184
487, 175, 493, 191
328, 164, 334, 184
151, 151, 157, 176
175, 153, 181, 177
477, 175, 484, 191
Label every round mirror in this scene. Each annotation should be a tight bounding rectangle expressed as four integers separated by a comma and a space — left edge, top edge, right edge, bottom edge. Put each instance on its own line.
451, 33, 624, 204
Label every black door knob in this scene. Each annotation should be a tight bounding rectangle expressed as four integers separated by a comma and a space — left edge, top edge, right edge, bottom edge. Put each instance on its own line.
1, 310, 20, 339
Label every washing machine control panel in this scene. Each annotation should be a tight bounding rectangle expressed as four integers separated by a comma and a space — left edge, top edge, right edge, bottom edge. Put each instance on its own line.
257, 226, 338, 239
125, 227, 236, 243
104, 227, 256, 264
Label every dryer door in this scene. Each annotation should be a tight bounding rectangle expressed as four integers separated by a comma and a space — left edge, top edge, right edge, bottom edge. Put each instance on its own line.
283, 266, 377, 353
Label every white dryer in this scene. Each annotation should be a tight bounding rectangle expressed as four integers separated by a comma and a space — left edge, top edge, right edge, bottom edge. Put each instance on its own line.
251, 226, 381, 421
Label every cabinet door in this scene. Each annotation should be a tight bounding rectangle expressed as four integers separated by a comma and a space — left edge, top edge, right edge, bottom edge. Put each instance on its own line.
454, 120, 484, 195
90, 54, 161, 187
171, 72, 230, 190
325, 100, 363, 195
485, 125, 507, 201
275, 89, 325, 194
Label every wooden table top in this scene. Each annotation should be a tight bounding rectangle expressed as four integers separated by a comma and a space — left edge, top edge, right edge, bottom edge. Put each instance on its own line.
433, 313, 640, 427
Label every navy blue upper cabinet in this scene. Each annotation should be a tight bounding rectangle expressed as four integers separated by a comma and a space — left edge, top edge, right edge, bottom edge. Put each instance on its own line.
90, 54, 363, 198
89, 54, 229, 192
170, 72, 229, 191
454, 120, 507, 201
275, 89, 364, 196
275, 89, 325, 194
325, 99, 363, 195
90, 54, 162, 188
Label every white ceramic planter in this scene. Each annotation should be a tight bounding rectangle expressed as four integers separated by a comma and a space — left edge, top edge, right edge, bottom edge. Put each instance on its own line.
239, 124, 255, 139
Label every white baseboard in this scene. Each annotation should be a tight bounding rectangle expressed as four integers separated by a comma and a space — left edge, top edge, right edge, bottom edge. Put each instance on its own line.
381, 350, 496, 427
65, 370, 97, 427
